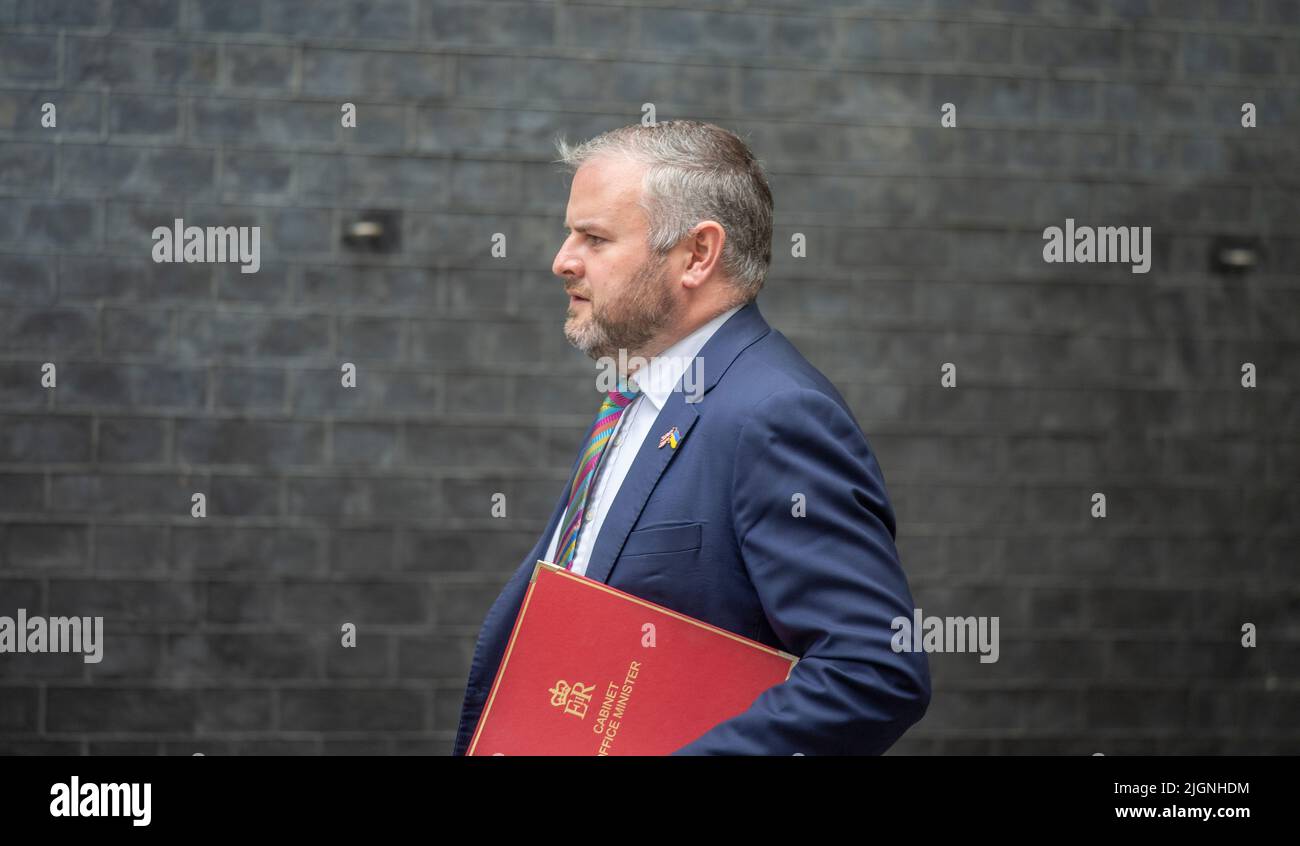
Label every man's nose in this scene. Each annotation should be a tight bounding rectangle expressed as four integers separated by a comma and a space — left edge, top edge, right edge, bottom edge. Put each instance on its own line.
553, 243, 581, 279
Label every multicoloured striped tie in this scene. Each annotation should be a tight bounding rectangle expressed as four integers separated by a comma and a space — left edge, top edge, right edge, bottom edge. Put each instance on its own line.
555, 384, 640, 570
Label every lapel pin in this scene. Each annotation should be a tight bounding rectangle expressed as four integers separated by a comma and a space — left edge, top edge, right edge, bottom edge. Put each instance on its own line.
657, 426, 682, 450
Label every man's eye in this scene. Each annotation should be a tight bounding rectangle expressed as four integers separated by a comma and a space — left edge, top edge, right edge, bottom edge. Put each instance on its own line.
586, 234, 604, 245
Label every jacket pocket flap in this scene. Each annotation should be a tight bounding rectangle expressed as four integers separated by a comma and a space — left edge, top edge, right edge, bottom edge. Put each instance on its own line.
621, 522, 703, 556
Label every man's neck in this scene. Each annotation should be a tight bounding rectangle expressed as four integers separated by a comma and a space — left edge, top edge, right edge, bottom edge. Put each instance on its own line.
619, 302, 737, 380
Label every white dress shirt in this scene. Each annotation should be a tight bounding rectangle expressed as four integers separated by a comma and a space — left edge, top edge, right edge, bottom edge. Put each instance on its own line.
545, 303, 744, 576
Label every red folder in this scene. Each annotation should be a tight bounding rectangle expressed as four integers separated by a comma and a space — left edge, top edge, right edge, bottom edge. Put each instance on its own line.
467, 560, 798, 755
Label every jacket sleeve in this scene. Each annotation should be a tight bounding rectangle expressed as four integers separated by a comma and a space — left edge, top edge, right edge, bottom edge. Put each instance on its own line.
670, 387, 930, 755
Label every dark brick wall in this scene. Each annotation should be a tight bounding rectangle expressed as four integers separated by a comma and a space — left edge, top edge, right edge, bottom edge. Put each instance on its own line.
0, 0, 1296, 754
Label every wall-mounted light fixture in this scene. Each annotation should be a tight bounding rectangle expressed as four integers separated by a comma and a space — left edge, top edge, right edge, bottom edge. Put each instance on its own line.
342, 210, 401, 254
1210, 235, 1261, 275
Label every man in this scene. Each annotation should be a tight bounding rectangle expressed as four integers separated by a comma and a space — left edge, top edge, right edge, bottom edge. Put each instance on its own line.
452, 120, 930, 755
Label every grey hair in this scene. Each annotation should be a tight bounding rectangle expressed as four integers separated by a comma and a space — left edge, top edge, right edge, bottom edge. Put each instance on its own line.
552, 120, 773, 305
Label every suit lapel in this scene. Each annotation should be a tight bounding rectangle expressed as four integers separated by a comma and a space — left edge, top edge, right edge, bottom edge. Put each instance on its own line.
530, 482, 570, 568
580, 300, 772, 585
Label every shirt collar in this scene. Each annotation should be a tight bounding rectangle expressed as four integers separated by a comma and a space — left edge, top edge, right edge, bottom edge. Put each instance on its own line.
629, 303, 744, 411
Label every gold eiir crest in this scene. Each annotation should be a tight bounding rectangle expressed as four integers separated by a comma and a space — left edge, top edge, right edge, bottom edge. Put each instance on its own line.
548, 679, 596, 719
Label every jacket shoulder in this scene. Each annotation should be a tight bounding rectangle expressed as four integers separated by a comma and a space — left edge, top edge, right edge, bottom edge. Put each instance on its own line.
707, 326, 852, 414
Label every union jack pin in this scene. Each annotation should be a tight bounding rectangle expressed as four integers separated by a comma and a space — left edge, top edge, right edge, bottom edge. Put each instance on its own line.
657, 426, 682, 449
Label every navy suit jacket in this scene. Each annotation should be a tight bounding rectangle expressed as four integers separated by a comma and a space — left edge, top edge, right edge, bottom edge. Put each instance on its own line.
452, 299, 930, 755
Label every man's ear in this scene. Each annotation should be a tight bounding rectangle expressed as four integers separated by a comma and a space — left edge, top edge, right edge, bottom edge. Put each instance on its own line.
680, 221, 726, 289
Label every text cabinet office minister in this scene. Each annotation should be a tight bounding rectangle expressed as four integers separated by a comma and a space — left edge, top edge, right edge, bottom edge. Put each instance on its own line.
453, 121, 931, 756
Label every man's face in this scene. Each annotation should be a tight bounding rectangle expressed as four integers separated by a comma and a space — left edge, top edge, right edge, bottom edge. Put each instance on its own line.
553, 155, 679, 361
